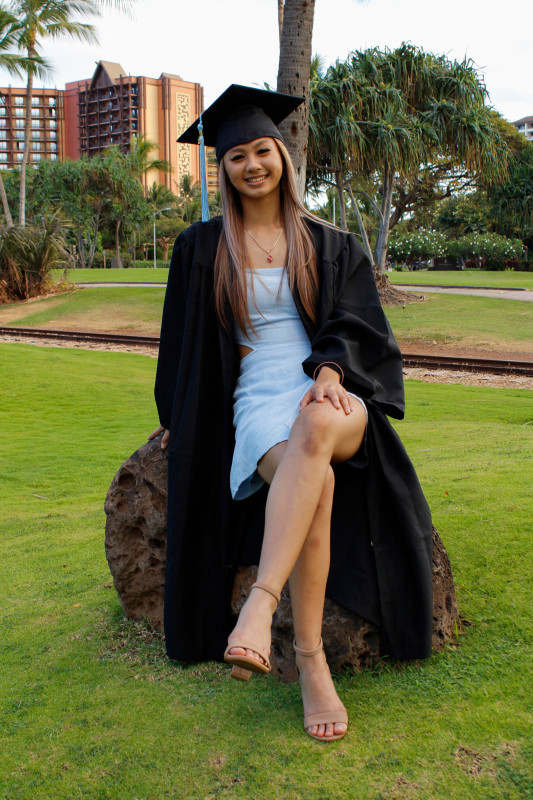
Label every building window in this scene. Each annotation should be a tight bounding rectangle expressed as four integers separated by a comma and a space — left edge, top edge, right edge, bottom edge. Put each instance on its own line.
32, 96, 40, 106
50, 153, 57, 161
15, 108, 24, 116
0, 131, 6, 140
49, 120, 57, 129
17, 141, 25, 150
49, 131, 57, 140
0, 152, 7, 161
32, 141, 41, 151
14, 96, 24, 105
48, 97, 56, 106
49, 142, 57, 151
16, 153, 23, 161
0, 119, 5, 128
0, 164, 8, 170
48, 108, 56, 118
15, 119, 24, 128
15, 131, 24, 139
32, 130, 40, 139
0, 141, 6, 150
0, 107, 5, 115
31, 119, 40, 128
32, 153, 41, 162
32, 108, 40, 117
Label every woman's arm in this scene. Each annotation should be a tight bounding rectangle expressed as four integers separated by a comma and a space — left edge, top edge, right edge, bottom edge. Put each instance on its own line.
302, 233, 405, 420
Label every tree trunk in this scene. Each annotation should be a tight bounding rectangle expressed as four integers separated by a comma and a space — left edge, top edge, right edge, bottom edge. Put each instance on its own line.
19, 42, 36, 228
88, 199, 104, 268
115, 219, 123, 268
334, 170, 347, 231
76, 227, 87, 268
372, 165, 395, 277
276, 0, 316, 200
346, 185, 374, 265
0, 173, 13, 227
278, 0, 284, 45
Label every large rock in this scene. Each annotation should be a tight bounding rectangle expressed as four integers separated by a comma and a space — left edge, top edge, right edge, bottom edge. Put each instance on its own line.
105, 439, 460, 680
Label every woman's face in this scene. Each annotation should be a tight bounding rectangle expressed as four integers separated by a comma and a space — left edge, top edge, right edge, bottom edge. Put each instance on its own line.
223, 137, 284, 201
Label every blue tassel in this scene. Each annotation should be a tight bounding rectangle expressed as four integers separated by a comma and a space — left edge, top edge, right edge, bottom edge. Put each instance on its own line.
198, 115, 210, 222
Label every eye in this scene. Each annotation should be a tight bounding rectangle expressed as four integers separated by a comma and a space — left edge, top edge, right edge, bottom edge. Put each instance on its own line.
229, 153, 244, 162
257, 147, 270, 155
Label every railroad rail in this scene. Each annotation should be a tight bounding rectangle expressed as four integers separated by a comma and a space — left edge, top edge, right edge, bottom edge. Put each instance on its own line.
1, 326, 532, 376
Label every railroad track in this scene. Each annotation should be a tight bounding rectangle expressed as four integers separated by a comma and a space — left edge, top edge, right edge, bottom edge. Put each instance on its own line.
1, 326, 532, 376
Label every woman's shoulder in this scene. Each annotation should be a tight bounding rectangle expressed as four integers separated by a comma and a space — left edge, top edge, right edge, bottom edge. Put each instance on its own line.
177, 216, 224, 248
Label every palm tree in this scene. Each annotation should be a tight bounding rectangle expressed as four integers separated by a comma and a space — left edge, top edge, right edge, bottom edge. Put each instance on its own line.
0, 7, 45, 226
5, 0, 135, 227
276, 0, 316, 199
126, 133, 169, 190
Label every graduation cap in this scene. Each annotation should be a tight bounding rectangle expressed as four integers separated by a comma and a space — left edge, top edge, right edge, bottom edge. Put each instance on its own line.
178, 84, 304, 162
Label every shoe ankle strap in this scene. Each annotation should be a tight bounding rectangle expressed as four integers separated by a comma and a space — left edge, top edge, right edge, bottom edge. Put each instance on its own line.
293, 638, 324, 657
251, 582, 281, 605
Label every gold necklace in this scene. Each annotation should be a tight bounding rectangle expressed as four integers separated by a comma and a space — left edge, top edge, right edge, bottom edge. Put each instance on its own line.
245, 228, 284, 263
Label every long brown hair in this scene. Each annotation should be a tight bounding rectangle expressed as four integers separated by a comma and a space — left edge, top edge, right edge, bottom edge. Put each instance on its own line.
214, 139, 322, 335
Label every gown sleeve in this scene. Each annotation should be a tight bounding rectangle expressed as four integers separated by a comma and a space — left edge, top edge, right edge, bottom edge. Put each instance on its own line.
154, 232, 193, 430
302, 232, 405, 420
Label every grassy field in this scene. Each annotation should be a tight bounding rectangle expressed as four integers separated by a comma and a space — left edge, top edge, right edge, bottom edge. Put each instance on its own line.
1, 343, 531, 800
51, 267, 533, 291
51, 268, 169, 284
391, 270, 533, 290
0, 286, 165, 334
384, 294, 533, 355
1, 287, 532, 357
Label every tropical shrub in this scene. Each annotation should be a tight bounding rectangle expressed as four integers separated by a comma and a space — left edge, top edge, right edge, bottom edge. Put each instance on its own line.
0, 214, 69, 303
387, 229, 448, 261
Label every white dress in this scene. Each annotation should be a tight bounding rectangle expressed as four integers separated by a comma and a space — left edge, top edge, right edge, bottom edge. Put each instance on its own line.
230, 267, 366, 500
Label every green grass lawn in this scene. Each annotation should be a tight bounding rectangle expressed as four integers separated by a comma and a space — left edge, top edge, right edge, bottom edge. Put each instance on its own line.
384, 294, 533, 355
54, 268, 533, 291
1, 343, 531, 799
0, 286, 165, 334
391, 269, 533, 290
51, 267, 169, 284
2, 287, 532, 357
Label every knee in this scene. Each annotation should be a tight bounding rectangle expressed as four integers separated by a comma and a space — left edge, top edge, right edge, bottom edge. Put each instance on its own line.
295, 405, 334, 456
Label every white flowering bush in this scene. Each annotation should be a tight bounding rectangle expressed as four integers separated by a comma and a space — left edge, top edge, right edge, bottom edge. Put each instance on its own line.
387, 229, 449, 261
388, 229, 523, 269
448, 234, 524, 267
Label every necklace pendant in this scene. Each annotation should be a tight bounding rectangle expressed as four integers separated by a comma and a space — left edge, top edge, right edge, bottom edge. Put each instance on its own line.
266, 254, 273, 263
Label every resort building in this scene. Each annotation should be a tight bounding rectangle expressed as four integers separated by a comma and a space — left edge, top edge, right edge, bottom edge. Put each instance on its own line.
0, 61, 217, 193
512, 116, 533, 142
0, 86, 64, 170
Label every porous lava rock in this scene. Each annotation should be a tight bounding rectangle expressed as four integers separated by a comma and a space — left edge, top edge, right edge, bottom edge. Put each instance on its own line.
105, 438, 460, 680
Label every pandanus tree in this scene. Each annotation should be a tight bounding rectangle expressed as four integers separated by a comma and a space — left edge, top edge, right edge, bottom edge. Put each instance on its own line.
308, 44, 508, 293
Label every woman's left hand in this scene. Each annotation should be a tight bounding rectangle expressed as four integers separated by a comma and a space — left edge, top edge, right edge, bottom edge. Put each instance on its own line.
299, 366, 352, 415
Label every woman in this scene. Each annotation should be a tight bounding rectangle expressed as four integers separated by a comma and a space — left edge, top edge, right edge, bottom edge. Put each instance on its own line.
149, 86, 433, 743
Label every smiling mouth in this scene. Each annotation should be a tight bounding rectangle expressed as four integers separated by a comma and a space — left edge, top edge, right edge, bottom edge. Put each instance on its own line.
245, 175, 268, 183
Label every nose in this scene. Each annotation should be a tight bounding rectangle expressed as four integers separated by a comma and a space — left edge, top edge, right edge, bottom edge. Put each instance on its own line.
245, 154, 262, 172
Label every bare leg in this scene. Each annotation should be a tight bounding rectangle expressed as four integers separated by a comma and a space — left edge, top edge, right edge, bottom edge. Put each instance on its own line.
228, 397, 365, 737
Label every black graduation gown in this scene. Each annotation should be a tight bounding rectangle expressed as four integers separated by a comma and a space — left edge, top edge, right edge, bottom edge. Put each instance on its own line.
155, 216, 433, 663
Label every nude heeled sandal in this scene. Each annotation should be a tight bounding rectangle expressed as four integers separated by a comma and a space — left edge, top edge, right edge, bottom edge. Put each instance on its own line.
224, 582, 281, 681
293, 638, 348, 742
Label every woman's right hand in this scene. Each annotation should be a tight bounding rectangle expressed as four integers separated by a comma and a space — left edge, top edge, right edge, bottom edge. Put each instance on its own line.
147, 424, 169, 450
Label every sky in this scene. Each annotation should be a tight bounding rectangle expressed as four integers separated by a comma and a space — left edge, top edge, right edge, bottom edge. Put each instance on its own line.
0, 0, 530, 124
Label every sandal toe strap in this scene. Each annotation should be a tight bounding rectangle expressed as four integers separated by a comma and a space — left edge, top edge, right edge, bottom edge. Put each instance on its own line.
224, 642, 271, 667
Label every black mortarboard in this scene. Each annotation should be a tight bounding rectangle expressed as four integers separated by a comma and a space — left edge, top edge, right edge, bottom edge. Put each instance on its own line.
177, 84, 304, 161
